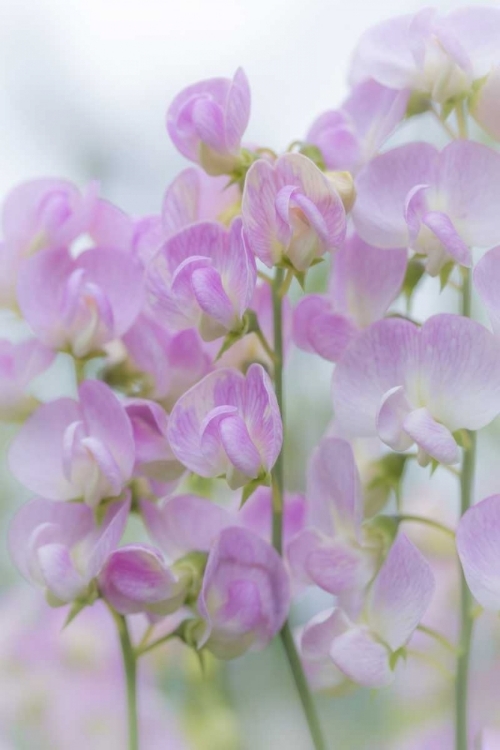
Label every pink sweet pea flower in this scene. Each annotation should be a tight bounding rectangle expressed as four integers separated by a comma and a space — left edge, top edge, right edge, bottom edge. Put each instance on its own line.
17, 246, 144, 358
238, 487, 306, 546
99, 545, 188, 616
166, 68, 251, 176
307, 81, 409, 172
0, 339, 54, 421
471, 66, 500, 142
300, 534, 434, 688
8, 495, 129, 604
167, 364, 282, 489
293, 234, 406, 362
122, 314, 212, 408
457, 495, 500, 611
287, 438, 378, 596
196, 526, 290, 659
9, 380, 135, 507
162, 167, 240, 236
242, 152, 346, 271
124, 398, 184, 484
0, 179, 99, 308
332, 314, 500, 466
349, 7, 500, 104
353, 140, 500, 276
147, 218, 256, 341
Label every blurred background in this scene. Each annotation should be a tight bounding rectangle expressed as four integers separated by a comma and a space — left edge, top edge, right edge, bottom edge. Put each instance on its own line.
1, 0, 500, 748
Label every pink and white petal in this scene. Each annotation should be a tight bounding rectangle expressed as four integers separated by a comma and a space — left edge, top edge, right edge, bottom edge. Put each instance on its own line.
224, 68, 251, 153
85, 496, 131, 579
78, 380, 135, 479
307, 311, 358, 363
352, 143, 437, 248
242, 364, 283, 471
366, 533, 434, 650
446, 6, 500, 78
330, 235, 407, 327
293, 295, 332, 354
13, 339, 55, 388
8, 498, 93, 582
306, 110, 359, 171
435, 141, 500, 249
37, 543, 87, 602
191, 266, 238, 332
376, 386, 414, 452
89, 199, 134, 249
307, 437, 363, 537
456, 495, 500, 611
141, 495, 234, 559
306, 541, 372, 595
217, 218, 256, 317
17, 247, 74, 347
9, 397, 81, 500
421, 211, 471, 268
332, 317, 419, 438
242, 159, 282, 267
474, 247, 500, 336
349, 14, 417, 89
191, 97, 227, 154
472, 67, 500, 142
403, 407, 459, 465
75, 248, 144, 336
416, 314, 500, 432
300, 607, 351, 661
219, 414, 262, 479
239, 488, 306, 545
99, 545, 181, 615
162, 167, 201, 234
330, 626, 394, 687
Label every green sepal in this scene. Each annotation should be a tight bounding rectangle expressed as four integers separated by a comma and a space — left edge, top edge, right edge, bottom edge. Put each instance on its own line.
405, 92, 431, 118
454, 429, 472, 450
240, 473, 271, 507
439, 261, 455, 291
61, 582, 99, 628
298, 143, 326, 170
403, 259, 426, 301
389, 646, 407, 671
429, 458, 439, 476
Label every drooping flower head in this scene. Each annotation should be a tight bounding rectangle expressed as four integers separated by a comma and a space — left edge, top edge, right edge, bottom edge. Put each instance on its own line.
9, 380, 135, 507
167, 68, 251, 176
242, 152, 346, 272
167, 364, 282, 489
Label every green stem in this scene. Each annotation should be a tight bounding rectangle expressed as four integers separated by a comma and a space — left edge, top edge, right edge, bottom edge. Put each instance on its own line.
271, 268, 285, 555
271, 269, 327, 750
115, 613, 139, 750
455, 268, 476, 750
394, 514, 455, 539
417, 624, 458, 655
281, 623, 328, 750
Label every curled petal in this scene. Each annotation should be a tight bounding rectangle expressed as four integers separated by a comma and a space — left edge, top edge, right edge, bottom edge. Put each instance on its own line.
457, 495, 500, 611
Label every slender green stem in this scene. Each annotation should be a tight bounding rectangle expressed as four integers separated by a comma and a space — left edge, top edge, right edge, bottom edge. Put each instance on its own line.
136, 631, 178, 658
271, 268, 285, 555
254, 325, 277, 364
281, 623, 327, 750
417, 624, 458, 655
115, 613, 139, 750
271, 268, 327, 750
455, 268, 476, 750
394, 514, 455, 539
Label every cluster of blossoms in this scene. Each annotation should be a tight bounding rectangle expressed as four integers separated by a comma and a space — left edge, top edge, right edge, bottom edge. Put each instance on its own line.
4, 5, 500, 749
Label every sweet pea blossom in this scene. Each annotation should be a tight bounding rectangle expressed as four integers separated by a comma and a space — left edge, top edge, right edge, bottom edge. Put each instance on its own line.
307, 80, 409, 173
293, 234, 406, 361
300, 534, 434, 688
8, 496, 129, 604
287, 438, 378, 597
162, 167, 241, 236
349, 7, 500, 104
167, 364, 282, 488
166, 68, 250, 176
0, 178, 100, 308
196, 526, 290, 659
0, 339, 54, 420
457, 495, 500, 611
17, 246, 144, 358
99, 545, 189, 616
471, 67, 500, 142
242, 152, 346, 271
9, 380, 135, 506
147, 218, 256, 341
332, 314, 500, 465
353, 140, 500, 276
